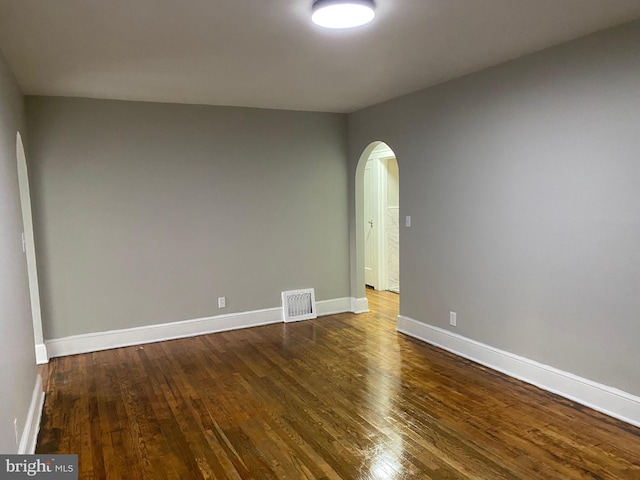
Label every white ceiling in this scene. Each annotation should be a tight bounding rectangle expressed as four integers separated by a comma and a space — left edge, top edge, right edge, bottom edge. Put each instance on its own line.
1, 1, 639, 113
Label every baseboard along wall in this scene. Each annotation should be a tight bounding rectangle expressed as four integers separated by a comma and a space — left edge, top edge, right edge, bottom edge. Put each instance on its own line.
37, 301, 640, 440
397, 315, 640, 429
19, 374, 45, 454
45, 297, 367, 359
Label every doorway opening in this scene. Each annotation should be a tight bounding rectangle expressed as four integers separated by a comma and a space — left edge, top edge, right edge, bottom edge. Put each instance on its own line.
358, 142, 399, 296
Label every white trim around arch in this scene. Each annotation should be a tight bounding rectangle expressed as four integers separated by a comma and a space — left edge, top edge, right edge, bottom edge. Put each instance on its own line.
354, 140, 400, 302
16, 132, 48, 364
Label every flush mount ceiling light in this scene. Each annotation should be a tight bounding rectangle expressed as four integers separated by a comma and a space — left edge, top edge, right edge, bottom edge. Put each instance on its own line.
312, 0, 376, 29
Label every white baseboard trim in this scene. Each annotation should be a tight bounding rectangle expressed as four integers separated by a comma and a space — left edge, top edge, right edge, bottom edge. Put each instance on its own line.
397, 315, 640, 429
35, 343, 48, 365
351, 296, 369, 314
46, 297, 362, 359
317, 297, 352, 316
47, 307, 284, 358
19, 374, 45, 454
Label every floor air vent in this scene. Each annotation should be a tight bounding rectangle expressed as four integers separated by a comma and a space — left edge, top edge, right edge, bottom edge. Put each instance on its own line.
282, 288, 317, 322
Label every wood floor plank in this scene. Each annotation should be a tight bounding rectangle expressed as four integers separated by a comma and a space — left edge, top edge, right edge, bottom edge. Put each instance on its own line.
37, 290, 640, 479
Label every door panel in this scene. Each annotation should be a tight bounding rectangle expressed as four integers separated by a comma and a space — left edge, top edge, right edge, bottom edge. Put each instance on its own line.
385, 158, 400, 293
364, 163, 375, 287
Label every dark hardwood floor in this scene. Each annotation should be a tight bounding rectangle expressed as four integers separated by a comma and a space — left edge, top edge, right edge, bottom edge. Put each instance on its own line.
37, 290, 640, 479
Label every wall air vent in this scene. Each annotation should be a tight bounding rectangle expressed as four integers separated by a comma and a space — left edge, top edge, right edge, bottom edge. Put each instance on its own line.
282, 288, 317, 322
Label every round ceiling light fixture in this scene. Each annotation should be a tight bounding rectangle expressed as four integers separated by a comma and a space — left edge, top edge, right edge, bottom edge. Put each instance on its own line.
312, 0, 376, 29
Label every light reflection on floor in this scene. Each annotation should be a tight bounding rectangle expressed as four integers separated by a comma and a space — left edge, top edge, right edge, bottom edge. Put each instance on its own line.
363, 293, 405, 480
369, 447, 404, 479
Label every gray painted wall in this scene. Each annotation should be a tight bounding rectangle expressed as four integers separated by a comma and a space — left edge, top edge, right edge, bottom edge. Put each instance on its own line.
0, 50, 37, 453
26, 98, 349, 339
349, 21, 640, 396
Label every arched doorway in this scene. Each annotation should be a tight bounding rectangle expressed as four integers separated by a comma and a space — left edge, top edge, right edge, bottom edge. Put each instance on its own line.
16, 132, 47, 364
356, 141, 399, 298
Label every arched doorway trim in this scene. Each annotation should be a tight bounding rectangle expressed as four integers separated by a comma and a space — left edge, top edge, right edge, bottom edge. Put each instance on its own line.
354, 140, 400, 309
16, 132, 48, 364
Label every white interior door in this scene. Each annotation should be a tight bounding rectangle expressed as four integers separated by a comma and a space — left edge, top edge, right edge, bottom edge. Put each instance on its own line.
384, 157, 400, 293
364, 162, 376, 288
364, 145, 399, 293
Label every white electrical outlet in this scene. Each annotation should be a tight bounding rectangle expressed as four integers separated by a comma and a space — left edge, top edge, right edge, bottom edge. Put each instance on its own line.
405, 215, 411, 227
218, 297, 226, 309
449, 311, 457, 327
14, 418, 19, 445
